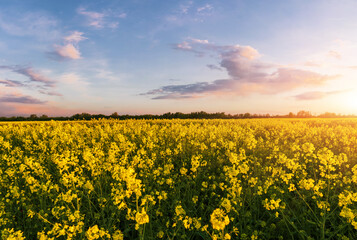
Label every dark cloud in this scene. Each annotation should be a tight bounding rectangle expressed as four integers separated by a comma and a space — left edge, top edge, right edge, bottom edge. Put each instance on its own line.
0, 94, 46, 104
145, 40, 338, 99
142, 79, 234, 99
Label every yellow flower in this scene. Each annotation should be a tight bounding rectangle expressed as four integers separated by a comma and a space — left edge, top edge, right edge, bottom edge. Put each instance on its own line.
157, 231, 165, 238
180, 167, 188, 175
85, 225, 110, 240
221, 199, 232, 212
224, 233, 231, 239
135, 209, 149, 225
112, 230, 123, 240
210, 208, 230, 231
175, 205, 186, 216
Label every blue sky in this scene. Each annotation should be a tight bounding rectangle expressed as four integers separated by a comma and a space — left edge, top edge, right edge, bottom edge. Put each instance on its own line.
1, 0, 357, 116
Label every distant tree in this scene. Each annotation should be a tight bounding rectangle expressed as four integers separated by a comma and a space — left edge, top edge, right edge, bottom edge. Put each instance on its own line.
29, 114, 38, 120
40, 114, 48, 119
297, 110, 312, 118
111, 112, 119, 118
72, 113, 92, 120
319, 112, 337, 118
243, 113, 251, 118
288, 112, 295, 118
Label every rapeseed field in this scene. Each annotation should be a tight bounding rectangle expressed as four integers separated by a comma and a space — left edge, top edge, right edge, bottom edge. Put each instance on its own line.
0, 119, 356, 239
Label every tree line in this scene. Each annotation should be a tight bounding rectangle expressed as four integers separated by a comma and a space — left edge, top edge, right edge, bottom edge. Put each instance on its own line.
0, 111, 355, 121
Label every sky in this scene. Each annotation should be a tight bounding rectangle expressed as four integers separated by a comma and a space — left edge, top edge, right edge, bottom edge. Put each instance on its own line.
1, 0, 357, 116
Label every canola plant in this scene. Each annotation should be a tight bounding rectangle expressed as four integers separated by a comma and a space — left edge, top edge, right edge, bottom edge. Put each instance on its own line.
0, 119, 356, 239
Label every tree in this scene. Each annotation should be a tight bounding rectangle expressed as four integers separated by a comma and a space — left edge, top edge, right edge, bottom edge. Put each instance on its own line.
29, 114, 38, 120
110, 112, 119, 118
297, 110, 312, 118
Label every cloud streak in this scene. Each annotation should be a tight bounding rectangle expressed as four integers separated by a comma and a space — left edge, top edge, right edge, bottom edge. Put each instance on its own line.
293, 90, 345, 100
0, 94, 45, 104
77, 7, 126, 29
0, 79, 24, 87
143, 39, 338, 99
0, 65, 61, 96
13, 67, 54, 87
64, 31, 87, 43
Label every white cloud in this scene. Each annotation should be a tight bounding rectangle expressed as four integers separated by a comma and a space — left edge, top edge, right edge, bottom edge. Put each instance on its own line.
175, 41, 192, 50
77, 7, 126, 29
197, 4, 213, 13
64, 31, 87, 43
190, 38, 209, 44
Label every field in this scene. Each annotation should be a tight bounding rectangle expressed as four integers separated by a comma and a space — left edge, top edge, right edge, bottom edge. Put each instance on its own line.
0, 119, 356, 239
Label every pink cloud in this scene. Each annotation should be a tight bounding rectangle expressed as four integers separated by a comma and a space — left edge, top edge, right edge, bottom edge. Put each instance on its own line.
293, 90, 345, 100
175, 41, 192, 50
54, 43, 81, 60
144, 40, 339, 99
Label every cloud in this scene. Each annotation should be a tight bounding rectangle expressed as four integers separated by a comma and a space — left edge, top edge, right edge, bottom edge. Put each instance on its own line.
293, 90, 344, 100
190, 38, 209, 44
13, 67, 54, 87
328, 50, 341, 59
165, 3, 214, 26
53, 44, 81, 60
0, 94, 45, 104
50, 31, 86, 60
144, 39, 338, 99
142, 79, 235, 99
0, 10, 59, 40
0, 65, 58, 95
77, 7, 126, 29
206, 64, 222, 71
172, 39, 205, 56
197, 4, 213, 14
0, 79, 24, 87
64, 31, 87, 43
174, 41, 192, 50
38, 90, 62, 96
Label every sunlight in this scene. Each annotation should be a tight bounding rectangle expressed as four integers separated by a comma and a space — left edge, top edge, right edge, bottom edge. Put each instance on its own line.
340, 91, 357, 113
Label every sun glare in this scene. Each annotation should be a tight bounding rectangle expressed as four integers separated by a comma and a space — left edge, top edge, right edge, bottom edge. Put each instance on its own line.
340, 91, 357, 113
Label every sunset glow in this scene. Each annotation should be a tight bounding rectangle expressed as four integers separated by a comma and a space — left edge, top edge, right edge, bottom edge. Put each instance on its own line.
1, 0, 357, 116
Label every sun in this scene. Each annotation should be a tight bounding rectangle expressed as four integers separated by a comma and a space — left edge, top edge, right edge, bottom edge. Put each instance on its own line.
340, 91, 357, 113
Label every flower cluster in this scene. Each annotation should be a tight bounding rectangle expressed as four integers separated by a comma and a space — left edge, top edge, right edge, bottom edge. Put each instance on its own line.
0, 119, 356, 239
